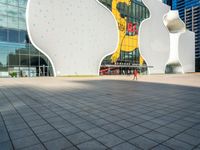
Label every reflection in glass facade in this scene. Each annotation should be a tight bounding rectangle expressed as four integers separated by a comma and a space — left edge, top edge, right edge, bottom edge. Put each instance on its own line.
99, 0, 149, 75
0, 0, 53, 77
163, 0, 172, 7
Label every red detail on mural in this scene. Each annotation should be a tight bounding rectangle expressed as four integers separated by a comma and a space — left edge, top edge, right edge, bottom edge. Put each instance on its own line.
127, 23, 138, 33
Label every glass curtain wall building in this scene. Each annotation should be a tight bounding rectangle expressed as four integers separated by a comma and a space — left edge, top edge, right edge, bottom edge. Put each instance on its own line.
99, 0, 149, 75
163, 0, 172, 7
0, 0, 53, 77
167, 0, 200, 71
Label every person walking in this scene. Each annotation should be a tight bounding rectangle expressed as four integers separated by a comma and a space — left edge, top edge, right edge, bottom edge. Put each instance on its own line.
133, 69, 138, 80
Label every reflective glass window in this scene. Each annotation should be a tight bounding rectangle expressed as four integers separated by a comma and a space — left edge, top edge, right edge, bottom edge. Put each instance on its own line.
0, 28, 7, 41
0, 52, 8, 65
0, 44, 9, 54
0, 66, 8, 72
8, 0, 18, 6
0, 15, 7, 28
30, 45, 39, 55
8, 17, 18, 29
19, 8, 25, 18
8, 44, 20, 54
8, 29, 19, 42
8, 53, 19, 66
40, 54, 49, 66
18, 46, 29, 55
30, 55, 39, 66
0, 3, 7, 15
0, 0, 7, 4
20, 54, 29, 66
19, 0, 27, 8
7, 5, 18, 17
19, 30, 26, 43
19, 17, 26, 30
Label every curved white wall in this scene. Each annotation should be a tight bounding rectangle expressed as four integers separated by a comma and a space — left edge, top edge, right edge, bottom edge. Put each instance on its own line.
139, 0, 171, 74
26, 0, 118, 76
179, 31, 195, 73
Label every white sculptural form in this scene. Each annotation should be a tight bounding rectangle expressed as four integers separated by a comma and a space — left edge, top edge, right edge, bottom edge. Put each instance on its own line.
139, 0, 195, 74
164, 11, 195, 73
26, 0, 118, 76
139, 0, 171, 74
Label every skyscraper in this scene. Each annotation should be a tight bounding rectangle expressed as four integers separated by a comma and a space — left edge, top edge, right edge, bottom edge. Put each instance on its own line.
163, 0, 172, 7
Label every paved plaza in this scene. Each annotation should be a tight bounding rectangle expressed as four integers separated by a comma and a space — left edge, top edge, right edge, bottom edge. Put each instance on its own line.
0, 74, 200, 150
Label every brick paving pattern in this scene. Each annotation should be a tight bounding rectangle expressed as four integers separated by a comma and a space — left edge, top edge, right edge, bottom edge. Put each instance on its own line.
0, 75, 200, 150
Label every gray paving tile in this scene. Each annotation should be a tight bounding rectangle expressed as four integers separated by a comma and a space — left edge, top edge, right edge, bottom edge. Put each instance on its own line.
165, 123, 188, 132
40, 113, 58, 119
0, 128, 9, 143
77, 140, 107, 150
151, 144, 172, 150
37, 130, 63, 142
85, 127, 108, 138
138, 114, 154, 121
23, 115, 42, 122
67, 131, 92, 145
50, 120, 71, 129
194, 124, 200, 130
101, 123, 123, 133
140, 121, 161, 130
193, 147, 200, 150
67, 117, 86, 124
58, 126, 81, 136
62, 147, 79, 150
174, 133, 200, 146
143, 131, 170, 143
129, 136, 158, 150
155, 126, 179, 137
125, 117, 146, 124
117, 113, 132, 119
47, 117, 65, 123
128, 125, 151, 135
151, 118, 172, 125
4, 118, 25, 126
0, 141, 13, 150
9, 128, 34, 140
44, 137, 73, 150
12, 135, 40, 149
104, 115, 122, 122
32, 124, 54, 134
163, 138, 193, 150
111, 142, 141, 150
20, 144, 45, 150
114, 129, 138, 140
97, 134, 124, 147
184, 128, 200, 138
115, 120, 133, 128
174, 119, 196, 128
90, 119, 110, 126
27, 119, 47, 128
1, 77, 200, 150
75, 122, 96, 130
6, 123, 28, 132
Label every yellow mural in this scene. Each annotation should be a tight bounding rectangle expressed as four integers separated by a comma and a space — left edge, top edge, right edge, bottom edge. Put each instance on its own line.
111, 0, 144, 64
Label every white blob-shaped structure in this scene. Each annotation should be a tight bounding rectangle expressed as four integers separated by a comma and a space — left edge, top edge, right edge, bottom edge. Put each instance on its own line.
139, 0, 171, 74
26, 0, 118, 76
163, 11, 186, 33
139, 0, 195, 74
164, 11, 195, 73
